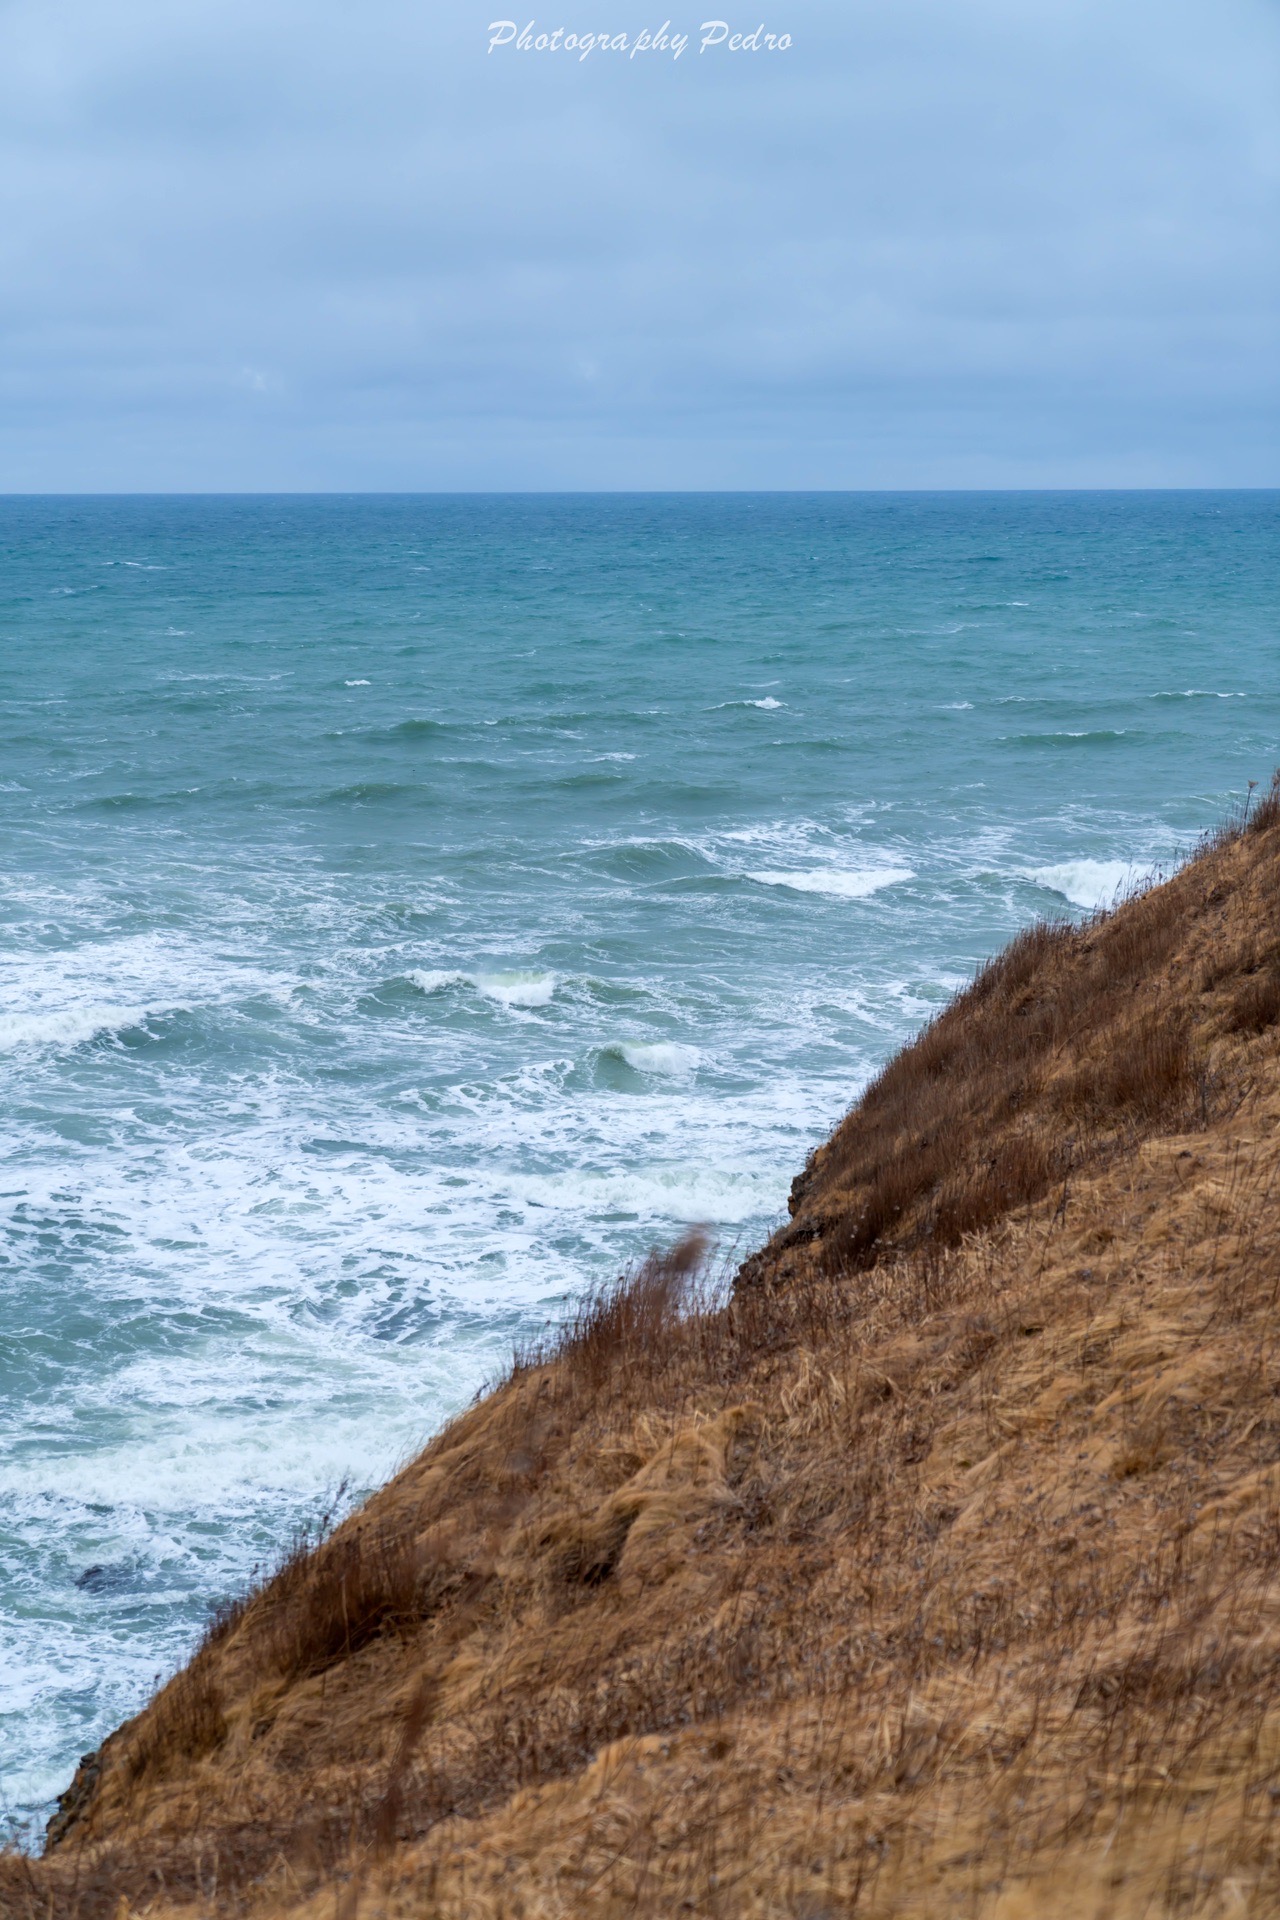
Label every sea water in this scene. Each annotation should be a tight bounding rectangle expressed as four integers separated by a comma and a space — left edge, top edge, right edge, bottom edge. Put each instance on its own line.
1, 491, 1276, 1837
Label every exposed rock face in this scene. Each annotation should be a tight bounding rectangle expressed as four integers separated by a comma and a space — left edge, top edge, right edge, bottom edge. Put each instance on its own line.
44, 1749, 102, 1852
17, 781, 1280, 1920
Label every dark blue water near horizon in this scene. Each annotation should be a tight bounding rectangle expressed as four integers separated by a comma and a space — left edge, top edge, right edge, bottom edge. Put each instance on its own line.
1, 490, 1276, 1838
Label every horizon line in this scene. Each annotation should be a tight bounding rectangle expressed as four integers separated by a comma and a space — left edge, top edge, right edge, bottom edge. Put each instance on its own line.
1, 485, 1277, 501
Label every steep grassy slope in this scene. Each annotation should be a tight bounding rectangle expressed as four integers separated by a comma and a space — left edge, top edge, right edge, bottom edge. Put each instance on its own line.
10, 781, 1280, 1920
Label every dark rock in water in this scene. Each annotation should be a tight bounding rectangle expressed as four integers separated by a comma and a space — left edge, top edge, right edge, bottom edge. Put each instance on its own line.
45, 1749, 101, 1851
75, 1560, 131, 1593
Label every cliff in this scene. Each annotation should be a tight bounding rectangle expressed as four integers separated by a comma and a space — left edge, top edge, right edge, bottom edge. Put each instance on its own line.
11, 779, 1280, 1920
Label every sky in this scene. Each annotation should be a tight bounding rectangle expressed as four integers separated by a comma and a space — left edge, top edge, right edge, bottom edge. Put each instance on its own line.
0, 0, 1276, 491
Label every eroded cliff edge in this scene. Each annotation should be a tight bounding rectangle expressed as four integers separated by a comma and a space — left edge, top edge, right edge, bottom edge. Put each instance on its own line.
13, 781, 1280, 1920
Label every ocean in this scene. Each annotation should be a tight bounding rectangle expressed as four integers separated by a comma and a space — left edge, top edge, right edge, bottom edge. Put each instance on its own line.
1, 490, 1276, 1838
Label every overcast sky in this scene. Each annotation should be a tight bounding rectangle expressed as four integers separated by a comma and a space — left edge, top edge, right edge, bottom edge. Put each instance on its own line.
0, 0, 1276, 490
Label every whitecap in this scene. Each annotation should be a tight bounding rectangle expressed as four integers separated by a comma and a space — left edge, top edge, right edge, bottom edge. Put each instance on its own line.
614, 1041, 700, 1075
474, 971, 556, 1008
942, 701, 974, 710
747, 867, 914, 900
1148, 689, 1243, 701
0, 1004, 154, 1052
1028, 860, 1146, 910
405, 968, 467, 996
345, 679, 371, 687
405, 968, 556, 1008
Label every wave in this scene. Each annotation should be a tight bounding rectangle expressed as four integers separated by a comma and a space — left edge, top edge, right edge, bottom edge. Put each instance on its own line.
747, 866, 914, 900
514, 1160, 774, 1225
406, 968, 557, 1008
600, 1041, 700, 1076
320, 781, 420, 803
586, 837, 713, 884
474, 971, 558, 1009
0, 1004, 157, 1053
715, 696, 784, 711
1002, 729, 1129, 747
76, 791, 173, 813
404, 968, 467, 996
1147, 689, 1244, 701
1029, 860, 1146, 910
385, 718, 448, 739
550, 769, 629, 791
0, 935, 283, 1059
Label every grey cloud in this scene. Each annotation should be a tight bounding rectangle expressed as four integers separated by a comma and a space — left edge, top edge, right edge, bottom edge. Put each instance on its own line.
0, 0, 1275, 487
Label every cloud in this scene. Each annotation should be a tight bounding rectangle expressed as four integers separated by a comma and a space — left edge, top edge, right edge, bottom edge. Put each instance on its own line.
0, 0, 1275, 487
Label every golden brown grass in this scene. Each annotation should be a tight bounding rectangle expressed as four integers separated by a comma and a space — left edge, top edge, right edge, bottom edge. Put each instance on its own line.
11, 777, 1280, 1920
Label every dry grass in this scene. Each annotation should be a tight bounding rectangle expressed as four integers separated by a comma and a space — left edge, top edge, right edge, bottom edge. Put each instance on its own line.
12, 781, 1280, 1920
252, 1521, 432, 1683
780, 874, 1210, 1278
1227, 969, 1280, 1036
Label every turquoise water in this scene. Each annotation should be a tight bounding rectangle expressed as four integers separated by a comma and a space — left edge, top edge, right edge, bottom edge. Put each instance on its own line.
1, 491, 1276, 1837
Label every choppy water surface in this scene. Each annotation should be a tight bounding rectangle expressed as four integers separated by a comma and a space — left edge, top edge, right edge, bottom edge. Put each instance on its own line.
1, 491, 1276, 1835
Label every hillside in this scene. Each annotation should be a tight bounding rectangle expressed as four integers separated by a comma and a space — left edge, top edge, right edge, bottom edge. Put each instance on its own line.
10, 779, 1280, 1920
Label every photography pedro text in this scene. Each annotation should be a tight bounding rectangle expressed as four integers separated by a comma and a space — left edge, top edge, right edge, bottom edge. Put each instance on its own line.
487, 20, 792, 58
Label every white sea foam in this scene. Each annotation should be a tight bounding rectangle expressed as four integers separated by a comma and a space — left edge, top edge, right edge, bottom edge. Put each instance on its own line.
0, 934, 281, 1055
1029, 860, 1146, 910
514, 1159, 773, 1225
345, 678, 371, 687
748, 866, 914, 899
0, 1361, 459, 1512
